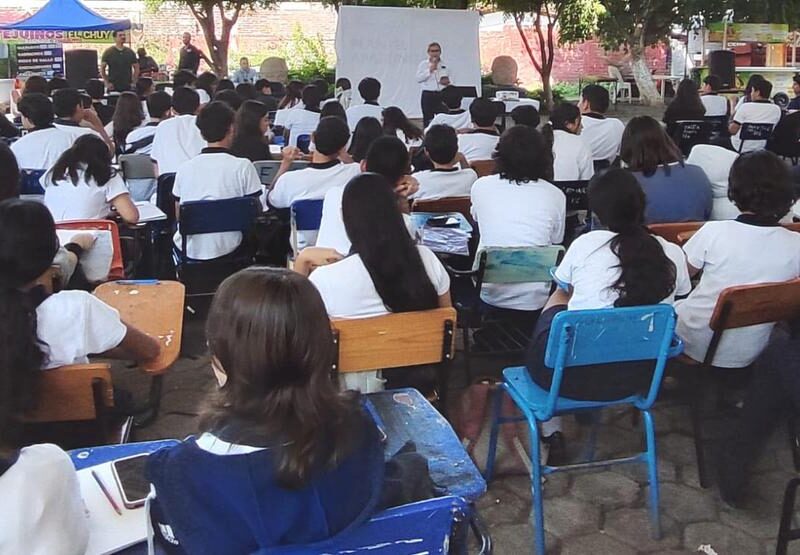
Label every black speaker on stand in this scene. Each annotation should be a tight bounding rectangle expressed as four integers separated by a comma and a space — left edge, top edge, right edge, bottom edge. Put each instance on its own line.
708, 50, 736, 89
65, 49, 99, 89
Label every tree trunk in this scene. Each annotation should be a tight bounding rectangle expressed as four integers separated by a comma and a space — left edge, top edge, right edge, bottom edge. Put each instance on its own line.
630, 43, 661, 106
514, 14, 554, 110
540, 66, 554, 109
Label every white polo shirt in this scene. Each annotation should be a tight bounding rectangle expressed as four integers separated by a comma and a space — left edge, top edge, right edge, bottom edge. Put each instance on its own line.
580, 114, 625, 162
269, 161, 361, 209
10, 127, 76, 170
552, 129, 594, 182
282, 108, 320, 148
731, 101, 782, 153
676, 220, 800, 367
124, 122, 159, 155
42, 169, 130, 221
173, 148, 265, 260
411, 167, 477, 201
701, 94, 729, 117
426, 111, 472, 132
150, 114, 207, 175
53, 120, 100, 143
686, 145, 740, 220
416, 59, 451, 92
346, 103, 383, 131
471, 174, 566, 310
458, 130, 500, 162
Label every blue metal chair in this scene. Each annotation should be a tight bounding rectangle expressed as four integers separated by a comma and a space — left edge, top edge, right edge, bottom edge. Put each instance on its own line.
290, 198, 324, 256
484, 304, 683, 555
20, 168, 46, 196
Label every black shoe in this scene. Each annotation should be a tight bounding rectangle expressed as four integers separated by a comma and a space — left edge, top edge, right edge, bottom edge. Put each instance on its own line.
543, 432, 566, 466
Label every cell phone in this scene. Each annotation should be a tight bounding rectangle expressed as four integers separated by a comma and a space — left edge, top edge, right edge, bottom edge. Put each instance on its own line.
426, 215, 459, 228
111, 454, 151, 509
80, 94, 92, 109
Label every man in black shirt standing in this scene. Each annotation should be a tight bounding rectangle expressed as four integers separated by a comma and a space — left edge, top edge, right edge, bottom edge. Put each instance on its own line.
101, 30, 139, 92
178, 32, 212, 74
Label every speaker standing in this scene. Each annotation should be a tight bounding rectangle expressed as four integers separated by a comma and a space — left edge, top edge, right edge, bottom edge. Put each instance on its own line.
416, 42, 452, 127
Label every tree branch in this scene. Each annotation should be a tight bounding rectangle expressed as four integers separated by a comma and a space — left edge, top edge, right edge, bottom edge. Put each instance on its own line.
515, 14, 542, 74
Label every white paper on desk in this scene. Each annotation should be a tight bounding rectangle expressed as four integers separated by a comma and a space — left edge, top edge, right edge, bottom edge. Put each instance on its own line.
134, 201, 167, 222
77, 464, 148, 555
56, 229, 112, 283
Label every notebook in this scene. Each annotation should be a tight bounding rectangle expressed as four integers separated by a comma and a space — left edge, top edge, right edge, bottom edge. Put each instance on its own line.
134, 201, 168, 222
55, 229, 113, 283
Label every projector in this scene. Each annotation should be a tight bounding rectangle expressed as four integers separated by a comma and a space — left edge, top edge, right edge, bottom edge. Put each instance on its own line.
495, 90, 520, 101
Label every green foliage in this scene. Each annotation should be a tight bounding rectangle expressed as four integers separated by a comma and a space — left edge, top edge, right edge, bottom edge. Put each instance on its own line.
321, 0, 470, 9
551, 81, 580, 100
275, 24, 331, 83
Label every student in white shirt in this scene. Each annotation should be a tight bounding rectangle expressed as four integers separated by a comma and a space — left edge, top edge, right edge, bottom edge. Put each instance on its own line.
124, 90, 171, 155
283, 85, 322, 148
686, 144, 740, 220
11, 93, 75, 171
173, 101, 265, 261
150, 86, 206, 176
382, 106, 424, 149
700, 74, 730, 117
457, 98, 500, 162
470, 125, 566, 315
51, 88, 112, 150
676, 151, 800, 368
540, 103, 594, 182
527, 168, 691, 400
727, 78, 782, 153
412, 124, 477, 200
425, 86, 471, 132
109, 91, 145, 156
347, 116, 383, 163
731, 74, 765, 117
578, 84, 625, 167
510, 104, 541, 128
345, 77, 383, 131
42, 134, 139, 224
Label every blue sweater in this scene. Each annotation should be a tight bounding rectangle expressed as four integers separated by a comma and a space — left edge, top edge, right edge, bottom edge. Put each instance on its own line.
633, 163, 713, 224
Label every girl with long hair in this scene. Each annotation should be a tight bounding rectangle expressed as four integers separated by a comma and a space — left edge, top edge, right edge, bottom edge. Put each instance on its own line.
662, 78, 706, 137
382, 106, 423, 148
110, 91, 145, 155
540, 103, 594, 181
348, 116, 383, 163
231, 100, 272, 162
278, 80, 305, 110
146, 267, 384, 553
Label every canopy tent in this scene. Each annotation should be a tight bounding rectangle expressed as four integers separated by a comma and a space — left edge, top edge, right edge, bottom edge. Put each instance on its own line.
0, 0, 130, 32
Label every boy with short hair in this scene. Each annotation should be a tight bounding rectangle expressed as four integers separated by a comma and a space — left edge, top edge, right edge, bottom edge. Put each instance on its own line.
578, 84, 625, 165
345, 77, 383, 131
457, 98, 500, 162
150, 87, 207, 176
84, 79, 115, 125
413, 124, 476, 200
125, 91, 172, 155
700, 74, 730, 117
12, 93, 76, 170
51, 88, 112, 149
728, 79, 781, 153
425, 85, 471, 132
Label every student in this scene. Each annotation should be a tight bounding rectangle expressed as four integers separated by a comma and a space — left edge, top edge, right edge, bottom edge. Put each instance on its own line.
382, 106, 423, 149
12, 93, 76, 170
470, 126, 565, 317
457, 98, 500, 162
789, 74, 800, 111
578, 84, 625, 166
348, 116, 383, 163
278, 80, 304, 110
109, 91, 145, 155
335, 77, 352, 109
235, 82, 257, 101
48, 77, 68, 95
215, 78, 235, 92
172, 69, 197, 90
676, 151, 800, 368
51, 88, 111, 147
425, 86, 471, 132
510, 104, 541, 128
254, 79, 278, 112
135, 76, 155, 99
728, 78, 781, 153
526, 169, 691, 400
412, 124, 477, 200
686, 144, 740, 220
700, 74, 730, 117
620, 116, 712, 223
321, 100, 347, 123
42, 135, 139, 224
150, 86, 207, 176
732, 74, 765, 116
283, 85, 322, 147
312, 78, 330, 99
231, 100, 272, 162
146, 267, 384, 553
195, 71, 218, 104
214, 89, 243, 111
0, 143, 19, 200
540, 103, 594, 182
346, 77, 383, 131
663, 79, 706, 138
85, 78, 115, 125
173, 101, 264, 260
124, 90, 171, 155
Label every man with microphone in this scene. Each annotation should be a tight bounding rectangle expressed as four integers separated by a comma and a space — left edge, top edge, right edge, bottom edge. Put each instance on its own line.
416, 42, 452, 126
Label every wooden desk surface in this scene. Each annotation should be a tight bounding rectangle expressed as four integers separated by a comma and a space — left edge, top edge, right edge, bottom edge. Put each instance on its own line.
94, 281, 185, 374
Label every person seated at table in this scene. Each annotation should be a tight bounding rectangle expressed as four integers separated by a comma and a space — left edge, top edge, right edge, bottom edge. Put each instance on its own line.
620, 116, 712, 223
108, 91, 145, 156
283, 85, 322, 148
700, 74, 730, 118
382, 106, 423, 149
457, 98, 500, 163
124, 90, 171, 155
578, 84, 625, 167
231, 100, 272, 162
42, 135, 139, 224
510, 104, 541, 129
136, 47, 159, 77
150, 87, 206, 176
84, 78, 115, 126
12, 93, 76, 171
145, 267, 384, 553
348, 116, 383, 163
52, 88, 112, 149
346, 77, 383, 131
676, 151, 800, 368
411, 124, 476, 200
662, 78, 706, 138
526, 168, 691, 400
726, 78, 782, 154
425, 86, 471, 132
230, 56, 259, 85
788, 74, 800, 111
173, 101, 264, 261
541, 103, 594, 182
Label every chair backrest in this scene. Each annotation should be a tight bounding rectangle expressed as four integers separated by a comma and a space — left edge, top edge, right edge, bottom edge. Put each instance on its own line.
648, 221, 705, 245
23, 363, 113, 423
156, 173, 177, 225
704, 115, 729, 137
553, 180, 590, 211
470, 160, 496, 178
297, 134, 312, 154
476, 246, 564, 285
55, 219, 125, 280
253, 160, 282, 186
331, 307, 457, 373
179, 196, 261, 236
739, 122, 775, 152
411, 196, 472, 223
119, 154, 156, 180
291, 199, 324, 231
608, 65, 625, 83
20, 168, 46, 196
673, 120, 712, 156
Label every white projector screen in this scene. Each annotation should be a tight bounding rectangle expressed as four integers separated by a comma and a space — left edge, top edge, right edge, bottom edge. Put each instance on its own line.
335, 6, 482, 119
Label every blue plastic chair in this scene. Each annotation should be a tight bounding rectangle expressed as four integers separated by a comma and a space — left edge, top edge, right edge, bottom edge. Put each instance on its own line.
484, 304, 683, 555
290, 198, 324, 256
20, 168, 46, 196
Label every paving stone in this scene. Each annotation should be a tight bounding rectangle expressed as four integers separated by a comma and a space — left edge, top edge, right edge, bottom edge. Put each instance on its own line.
559, 532, 637, 555
572, 470, 640, 509
653, 483, 718, 524
612, 458, 678, 485
719, 506, 782, 540
658, 433, 700, 467
683, 521, 762, 555
486, 522, 560, 555
474, 481, 530, 526
750, 470, 797, 506
604, 507, 681, 551
542, 496, 601, 539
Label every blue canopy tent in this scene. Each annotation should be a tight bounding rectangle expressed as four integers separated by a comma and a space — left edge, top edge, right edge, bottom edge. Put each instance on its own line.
0, 0, 131, 32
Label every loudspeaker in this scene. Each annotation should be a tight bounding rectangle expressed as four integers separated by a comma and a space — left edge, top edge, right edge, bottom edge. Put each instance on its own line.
65, 49, 99, 89
708, 50, 736, 89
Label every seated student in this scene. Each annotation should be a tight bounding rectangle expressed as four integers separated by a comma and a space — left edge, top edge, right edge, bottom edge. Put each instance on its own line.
0, 144, 19, 200
173, 101, 264, 261
732, 74, 764, 117
12, 93, 76, 171
215, 78, 235, 93
283, 85, 322, 147
231, 100, 272, 162
85, 78, 115, 125
527, 169, 691, 400
700, 74, 730, 117
457, 98, 500, 162
510, 104, 541, 128
196, 72, 218, 105
47, 77, 68, 95
254, 79, 278, 111
136, 76, 155, 99
411, 124, 477, 200
686, 144, 740, 220
470, 125, 565, 320
42, 135, 139, 224
728, 78, 782, 153
676, 151, 800, 368
334, 77, 352, 109
278, 80, 304, 110
321, 100, 348, 123
382, 106, 424, 149
578, 84, 625, 166
620, 116, 712, 223
214, 88, 243, 111
146, 267, 384, 553
150, 86, 207, 176
789, 74, 800, 111
663, 78, 706, 138
346, 77, 383, 131
348, 116, 383, 163
425, 86, 471, 132
109, 92, 145, 156
541, 103, 594, 182
51, 88, 111, 148
235, 82, 257, 101
124, 90, 171, 155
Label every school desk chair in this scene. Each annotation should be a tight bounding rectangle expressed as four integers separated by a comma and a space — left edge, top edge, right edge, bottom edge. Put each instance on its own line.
767, 111, 800, 165
19, 168, 46, 197
705, 115, 730, 140
55, 219, 126, 281
672, 120, 712, 157
119, 154, 157, 180
289, 198, 324, 258
737, 122, 777, 154
411, 196, 473, 226
253, 159, 310, 187
484, 304, 684, 555
777, 477, 800, 555
470, 159, 496, 178
648, 221, 706, 245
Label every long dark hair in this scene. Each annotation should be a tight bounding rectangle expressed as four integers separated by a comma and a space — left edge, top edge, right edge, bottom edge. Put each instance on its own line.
382, 106, 423, 142
541, 102, 580, 149
494, 125, 553, 183
278, 80, 304, 109
202, 267, 364, 489
111, 91, 144, 151
620, 116, 683, 177
588, 169, 676, 307
348, 116, 383, 163
342, 173, 439, 312
233, 100, 268, 147
51, 134, 115, 187
671, 79, 705, 115
0, 199, 58, 448
0, 143, 20, 202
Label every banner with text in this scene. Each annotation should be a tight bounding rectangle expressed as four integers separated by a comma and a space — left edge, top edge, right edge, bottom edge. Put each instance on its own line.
12, 42, 64, 78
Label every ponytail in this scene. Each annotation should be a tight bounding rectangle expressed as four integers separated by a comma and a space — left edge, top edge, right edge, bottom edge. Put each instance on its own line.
541, 122, 555, 151
543, 103, 581, 153
51, 134, 114, 187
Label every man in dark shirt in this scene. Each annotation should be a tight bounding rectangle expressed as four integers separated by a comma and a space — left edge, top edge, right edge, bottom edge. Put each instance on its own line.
178, 32, 211, 74
101, 30, 139, 92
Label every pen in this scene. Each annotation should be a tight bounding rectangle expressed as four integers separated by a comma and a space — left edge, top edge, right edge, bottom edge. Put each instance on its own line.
91, 469, 123, 516
117, 279, 159, 285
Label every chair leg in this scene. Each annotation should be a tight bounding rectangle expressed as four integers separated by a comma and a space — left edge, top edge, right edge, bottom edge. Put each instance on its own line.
643, 409, 662, 540
690, 372, 712, 488
463, 326, 473, 384
484, 385, 504, 482
789, 416, 800, 473
528, 418, 547, 555
777, 478, 800, 555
